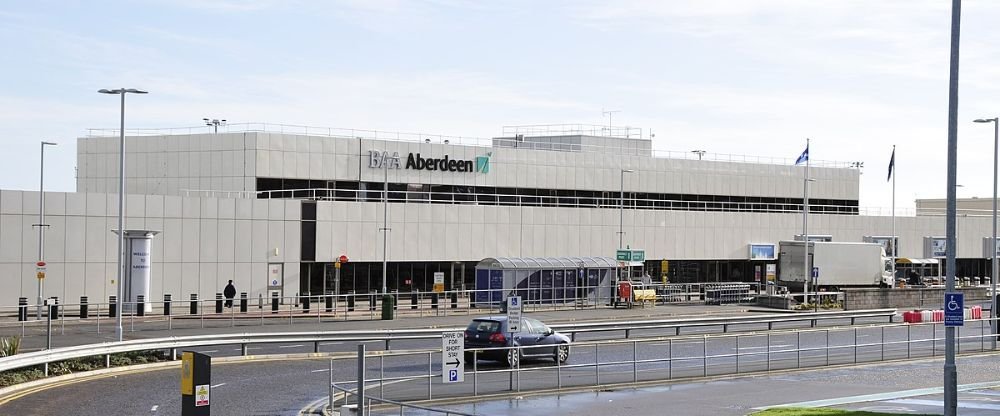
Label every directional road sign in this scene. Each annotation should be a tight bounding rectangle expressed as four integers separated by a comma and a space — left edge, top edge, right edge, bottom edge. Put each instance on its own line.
441, 331, 464, 383
944, 292, 964, 327
507, 296, 522, 333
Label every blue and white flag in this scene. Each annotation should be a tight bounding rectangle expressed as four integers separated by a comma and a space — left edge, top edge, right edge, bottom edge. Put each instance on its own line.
794, 145, 809, 165
887, 147, 895, 182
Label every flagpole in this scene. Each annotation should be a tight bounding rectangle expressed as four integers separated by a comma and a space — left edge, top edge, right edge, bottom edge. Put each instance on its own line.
803, 138, 810, 307
891, 145, 896, 286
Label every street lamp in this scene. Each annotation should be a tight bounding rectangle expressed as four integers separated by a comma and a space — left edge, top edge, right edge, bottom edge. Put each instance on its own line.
98, 88, 148, 343
203, 118, 226, 133
974, 117, 999, 348
34, 141, 57, 319
619, 169, 634, 249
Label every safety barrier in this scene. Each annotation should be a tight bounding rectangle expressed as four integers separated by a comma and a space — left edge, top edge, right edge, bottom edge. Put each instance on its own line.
0, 309, 896, 374
329, 317, 1000, 409
704, 284, 753, 305
902, 305, 983, 323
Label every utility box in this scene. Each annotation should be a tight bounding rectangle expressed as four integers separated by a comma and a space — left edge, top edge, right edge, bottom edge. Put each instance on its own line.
181, 351, 212, 416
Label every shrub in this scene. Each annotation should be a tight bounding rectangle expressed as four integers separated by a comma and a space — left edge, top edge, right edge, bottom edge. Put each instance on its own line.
0, 336, 21, 357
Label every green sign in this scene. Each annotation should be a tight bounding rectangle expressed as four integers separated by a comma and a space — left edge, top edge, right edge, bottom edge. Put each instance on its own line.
616, 249, 645, 262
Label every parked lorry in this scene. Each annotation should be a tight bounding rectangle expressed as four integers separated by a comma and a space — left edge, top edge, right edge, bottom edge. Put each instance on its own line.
777, 241, 893, 290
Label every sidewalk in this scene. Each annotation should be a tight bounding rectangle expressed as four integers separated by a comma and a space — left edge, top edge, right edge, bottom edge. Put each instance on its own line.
4, 302, 760, 351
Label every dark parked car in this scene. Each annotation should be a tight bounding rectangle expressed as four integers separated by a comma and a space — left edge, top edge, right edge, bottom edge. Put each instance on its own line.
464, 316, 571, 367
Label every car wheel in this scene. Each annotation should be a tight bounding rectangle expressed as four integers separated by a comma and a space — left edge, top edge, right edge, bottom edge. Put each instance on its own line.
554, 344, 570, 364
507, 347, 521, 368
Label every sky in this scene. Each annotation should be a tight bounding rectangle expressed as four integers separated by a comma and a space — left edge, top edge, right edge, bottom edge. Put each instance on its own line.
1, 0, 999, 212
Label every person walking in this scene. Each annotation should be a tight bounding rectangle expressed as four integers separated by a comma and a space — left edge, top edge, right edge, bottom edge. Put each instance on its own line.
224, 280, 236, 308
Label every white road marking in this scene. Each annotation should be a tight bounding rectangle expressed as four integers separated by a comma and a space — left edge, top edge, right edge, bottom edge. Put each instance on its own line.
211, 383, 226, 388
320, 342, 343, 346
278, 344, 305, 349
200, 350, 218, 353
311, 369, 329, 373
150, 405, 158, 412
887, 398, 1000, 411
230, 347, 263, 351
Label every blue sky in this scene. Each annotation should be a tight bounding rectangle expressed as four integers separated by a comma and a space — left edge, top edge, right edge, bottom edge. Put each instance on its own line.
2, 0, 1000, 211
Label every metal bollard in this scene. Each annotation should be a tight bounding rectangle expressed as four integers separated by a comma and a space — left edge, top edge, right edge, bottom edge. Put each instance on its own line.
451, 292, 458, 309
163, 294, 172, 316
411, 292, 418, 310
325, 293, 333, 313
240, 292, 248, 313
432, 293, 439, 309
49, 298, 59, 321
303, 293, 311, 313
137, 295, 145, 317
17, 297, 27, 321
347, 292, 355, 312
109, 295, 118, 318
271, 292, 279, 313
215, 293, 223, 314
369, 291, 377, 311
80, 296, 88, 319
189, 294, 198, 315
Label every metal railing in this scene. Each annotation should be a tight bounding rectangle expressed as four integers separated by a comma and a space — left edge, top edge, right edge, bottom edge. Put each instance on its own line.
182, 185, 864, 215
3, 284, 776, 339
329, 317, 1000, 409
84, 122, 854, 168
0, 309, 897, 374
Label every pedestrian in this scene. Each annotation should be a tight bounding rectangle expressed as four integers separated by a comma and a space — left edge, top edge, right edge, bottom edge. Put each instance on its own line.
224, 280, 236, 308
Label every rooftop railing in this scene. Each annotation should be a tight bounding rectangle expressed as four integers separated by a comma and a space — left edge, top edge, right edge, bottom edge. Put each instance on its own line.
85, 122, 855, 168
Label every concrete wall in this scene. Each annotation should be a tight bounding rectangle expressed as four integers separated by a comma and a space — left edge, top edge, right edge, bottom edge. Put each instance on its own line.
78, 132, 859, 202
0, 189, 301, 304
843, 287, 988, 310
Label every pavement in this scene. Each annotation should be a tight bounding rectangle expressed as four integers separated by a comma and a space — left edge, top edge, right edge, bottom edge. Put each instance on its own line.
3, 302, 768, 351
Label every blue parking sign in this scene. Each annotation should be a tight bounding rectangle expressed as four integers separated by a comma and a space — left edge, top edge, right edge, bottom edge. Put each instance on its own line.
449, 370, 458, 382
944, 292, 964, 327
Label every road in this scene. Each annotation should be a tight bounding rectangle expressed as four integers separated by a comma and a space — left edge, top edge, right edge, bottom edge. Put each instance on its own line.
0, 317, 993, 415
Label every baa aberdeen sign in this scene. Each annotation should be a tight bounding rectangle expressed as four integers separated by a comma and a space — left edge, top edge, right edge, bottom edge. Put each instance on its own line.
369, 150, 491, 174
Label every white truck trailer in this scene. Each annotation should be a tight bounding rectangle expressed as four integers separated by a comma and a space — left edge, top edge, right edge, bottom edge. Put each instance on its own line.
777, 241, 893, 290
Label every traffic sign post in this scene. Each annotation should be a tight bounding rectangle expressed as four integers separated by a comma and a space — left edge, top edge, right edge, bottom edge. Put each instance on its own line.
944, 292, 964, 327
441, 331, 464, 383
433, 272, 445, 293
506, 296, 522, 333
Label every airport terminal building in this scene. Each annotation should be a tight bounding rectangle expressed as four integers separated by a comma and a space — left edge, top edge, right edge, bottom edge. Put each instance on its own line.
0, 124, 994, 304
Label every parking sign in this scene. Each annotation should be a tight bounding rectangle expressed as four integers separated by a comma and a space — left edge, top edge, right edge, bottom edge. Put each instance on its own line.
441, 331, 464, 383
507, 296, 522, 333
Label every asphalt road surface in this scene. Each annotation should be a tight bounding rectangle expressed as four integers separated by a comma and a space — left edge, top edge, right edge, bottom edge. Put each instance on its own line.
1, 318, 994, 416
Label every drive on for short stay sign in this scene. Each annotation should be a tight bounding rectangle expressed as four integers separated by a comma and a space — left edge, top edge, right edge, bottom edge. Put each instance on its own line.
441, 331, 464, 383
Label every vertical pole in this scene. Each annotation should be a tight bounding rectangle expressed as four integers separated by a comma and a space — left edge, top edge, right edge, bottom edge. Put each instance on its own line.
803, 138, 810, 307
943, 1, 961, 414
619, 170, 625, 250
328, 359, 334, 414
357, 344, 366, 416
36, 142, 46, 320
892, 145, 897, 286
992, 118, 999, 350
115, 91, 126, 343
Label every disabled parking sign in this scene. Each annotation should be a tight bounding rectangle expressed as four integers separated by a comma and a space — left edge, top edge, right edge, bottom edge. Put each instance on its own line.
944, 292, 964, 327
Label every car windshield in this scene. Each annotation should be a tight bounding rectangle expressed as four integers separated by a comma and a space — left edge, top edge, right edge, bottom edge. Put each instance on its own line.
468, 320, 501, 333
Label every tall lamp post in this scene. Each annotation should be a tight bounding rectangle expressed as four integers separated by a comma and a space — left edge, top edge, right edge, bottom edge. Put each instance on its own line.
618, 169, 634, 249
34, 141, 58, 319
203, 118, 226, 133
975, 116, 999, 349
98, 88, 148, 343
